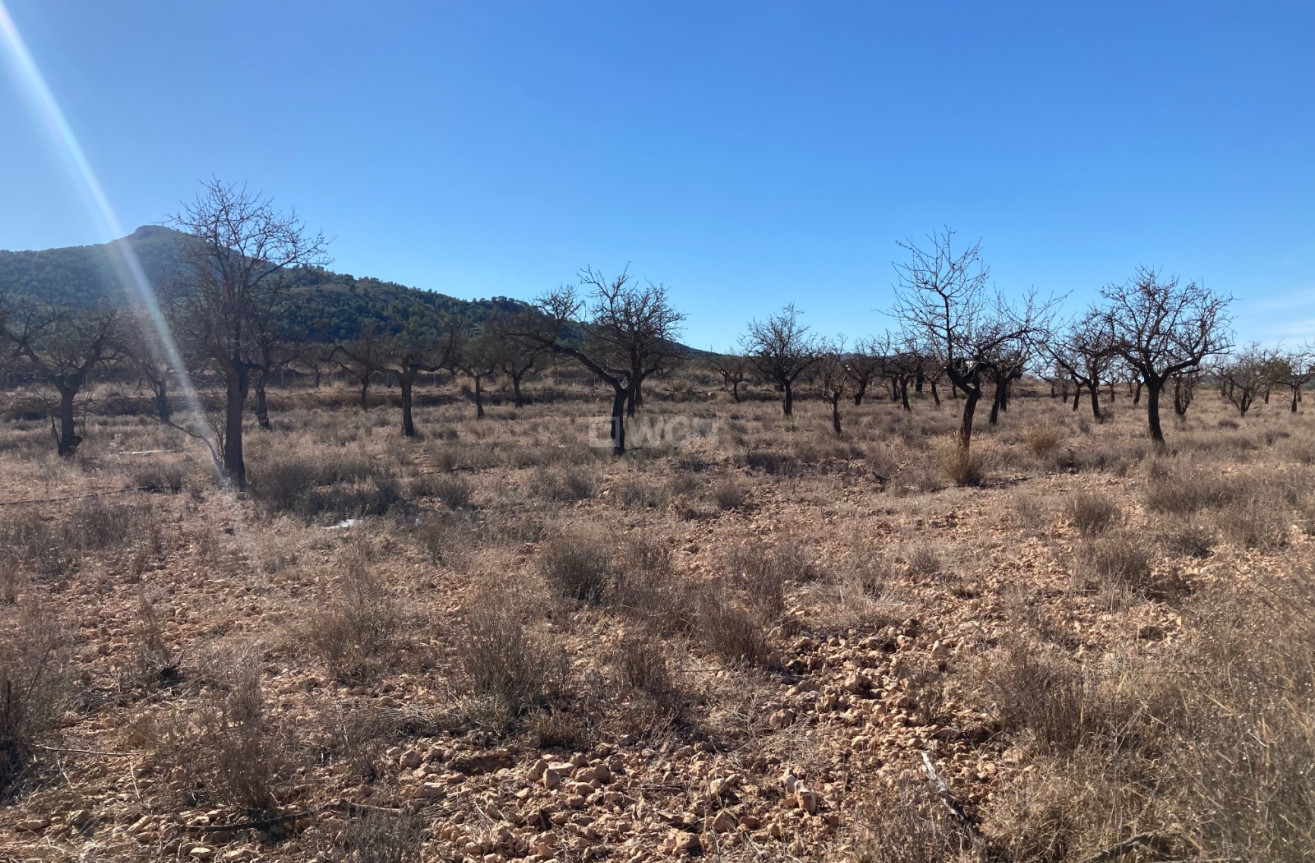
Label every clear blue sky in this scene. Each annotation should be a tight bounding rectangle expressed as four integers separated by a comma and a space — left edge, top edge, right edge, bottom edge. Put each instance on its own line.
2, 1, 1312, 349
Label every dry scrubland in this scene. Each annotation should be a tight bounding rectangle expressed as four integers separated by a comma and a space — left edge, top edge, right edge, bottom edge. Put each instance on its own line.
1, 375, 1313, 863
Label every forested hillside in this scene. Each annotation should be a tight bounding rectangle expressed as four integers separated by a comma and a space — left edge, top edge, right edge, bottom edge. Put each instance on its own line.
0, 225, 530, 341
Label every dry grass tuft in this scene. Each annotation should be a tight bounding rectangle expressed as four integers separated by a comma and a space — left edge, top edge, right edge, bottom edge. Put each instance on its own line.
1067, 491, 1122, 535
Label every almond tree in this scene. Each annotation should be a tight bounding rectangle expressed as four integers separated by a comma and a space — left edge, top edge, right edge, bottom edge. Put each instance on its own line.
811, 340, 848, 435
842, 338, 883, 406
742, 304, 819, 417
892, 228, 1046, 453
451, 328, 501, 419
711, 353, 749, 403
1042, 310, 1115, 420
1271, 345, 1314, 413
1218, 345, 1273, 417
518, 268, 685, 454
1, 298, 120, 457
1100, 267, 1231, 445
172, 180, 328, 489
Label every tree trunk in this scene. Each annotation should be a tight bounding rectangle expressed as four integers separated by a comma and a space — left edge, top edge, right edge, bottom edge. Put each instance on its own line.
1146, 376, 1166, 446
626, 383, 637, 418
1072, 384, 1082, 411
56, 385, 81, 458
1293, 385, 1300, 413
224, 367, 249, 489
831, 399, 842, 435
610, 386, 627, 454
853, 383, 866, 406
783, 380, 794, 417
360, 374, 371, 411
474, 375, 485, 419
400, 372, 416, 437
899, 378, 911, 411
988, 379, 1005, 425
731, 380, 740, 403
512, 374, 524, 408
1089, 383, 1102, 420
959, 388, 979, 450
155, 377, 170, 424
1133, 380, 1143, 405
930, 380, 940, 406
253, 370, 271, 430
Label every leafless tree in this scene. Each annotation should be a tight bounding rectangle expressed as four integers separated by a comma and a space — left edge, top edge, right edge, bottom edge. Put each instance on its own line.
0, 298, 120, 457
488, 311, 546, 409
842, 338, 883, 406
370, 310, 457, 437
1271, 344, 1314, 413
810, 340, 848, 435
741, 304, 820, 417
711, 353, 749, 403
333, 323, 388, 411
518, 268, 685, 454
171, 180, 328, 489
1217, 345, 1273, 417
120, 306, 176, 423
891, 228, 1046, 452
1041, 309, 1115, 420
451, 328, 501, 419
1171, 367, 1202, 418
1100, 267, 1231, 445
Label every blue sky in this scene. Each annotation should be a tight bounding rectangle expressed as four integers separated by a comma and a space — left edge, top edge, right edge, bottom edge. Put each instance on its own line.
1, 1, 1312, 349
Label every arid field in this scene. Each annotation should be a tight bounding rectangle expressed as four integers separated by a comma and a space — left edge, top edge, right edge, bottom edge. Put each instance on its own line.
1, 372, 1313, 862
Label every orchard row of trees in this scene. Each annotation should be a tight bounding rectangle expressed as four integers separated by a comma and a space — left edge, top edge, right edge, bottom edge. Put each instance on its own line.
735, 228, 1310, 456
0, 184, 1308, 489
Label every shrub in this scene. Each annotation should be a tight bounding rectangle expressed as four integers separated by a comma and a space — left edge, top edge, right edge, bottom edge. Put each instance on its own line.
1023, 420, 1065, 458
154, 656, 284, 812
695, 582, 775, 668
933, 437, 985, 487
456, 595, 566, 720
305, 548, 406, 681
906, 546, 943, 578
612, 635, 683, 717
1079, 535, 1153, 596
315, 808, 425, 863
133, 464, 185, 494
1144, 463, 1234, 514
413, 511, 478, 567
712, 479, 749, 511
539, 533, 616, 604
1067, 491, 1122, 535
0, 605, 72, 797
532, 466, 596, 502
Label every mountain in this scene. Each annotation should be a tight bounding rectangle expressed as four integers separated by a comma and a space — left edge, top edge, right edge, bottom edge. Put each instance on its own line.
0, 226, 532, 342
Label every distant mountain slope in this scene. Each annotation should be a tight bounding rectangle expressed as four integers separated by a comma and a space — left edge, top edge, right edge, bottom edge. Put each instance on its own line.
0, 226, 532, 342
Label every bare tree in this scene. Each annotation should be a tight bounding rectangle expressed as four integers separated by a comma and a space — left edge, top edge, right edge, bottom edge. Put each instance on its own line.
488, 311, 546, 409
892, 228, 1045, 452
711, 352, 749, 403
811, 340, 848, 435
741, 304, 819, 417
378, 310, 457, 437
1171, 367, 1202, 418
120, 306, 175, 423
452, 328, 501, 419
518, 268, 685, 454
1217, 345, 1273, 417
1100, 267, 1231, 445
1270, 345, 1314, 414
333, 323, 389, 412
842, 338, 883, 406
171, 180, 328, 489
1, 299, 120, 457
1042, 309, 1115, 421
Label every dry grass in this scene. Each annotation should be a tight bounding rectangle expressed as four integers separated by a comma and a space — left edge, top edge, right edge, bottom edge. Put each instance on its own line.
0, 374, 1311, 860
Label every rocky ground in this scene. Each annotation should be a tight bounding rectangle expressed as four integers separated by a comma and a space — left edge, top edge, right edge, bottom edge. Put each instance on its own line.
2, 381, 1312, 862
